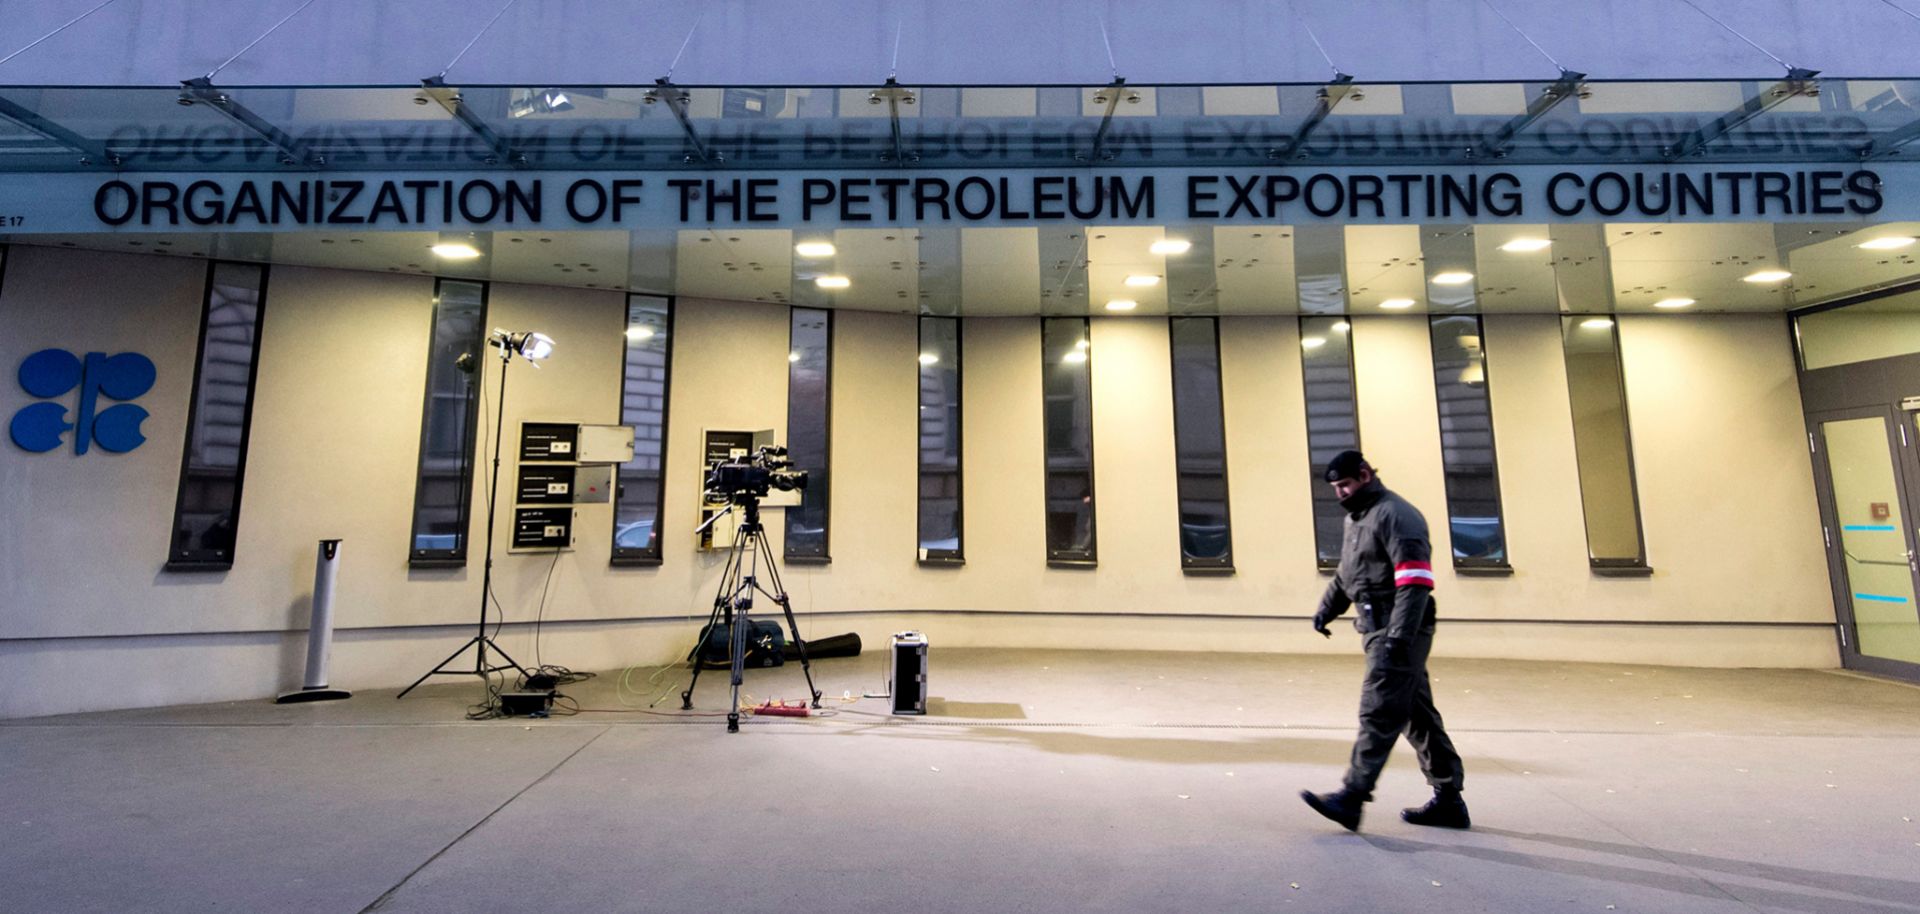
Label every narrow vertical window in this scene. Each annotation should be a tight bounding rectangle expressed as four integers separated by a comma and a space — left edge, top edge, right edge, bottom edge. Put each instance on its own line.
408, 279, 488, 567
1042, 317, 1096, 565
784, 307, 832, 562
917, 316, 963, 564
1428, 314, 1509, 568
1300, 315, 1361, 568
166, 261, 268, 570
1169, 317, 1233, 571
1562, 316, 1649, 571
611, 295, 673, 564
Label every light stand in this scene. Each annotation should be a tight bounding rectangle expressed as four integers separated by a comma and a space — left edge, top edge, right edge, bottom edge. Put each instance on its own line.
399, 331, 554, 699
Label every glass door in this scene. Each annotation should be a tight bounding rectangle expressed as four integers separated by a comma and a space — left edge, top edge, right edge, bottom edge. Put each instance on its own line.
1813, 409, 1920, 673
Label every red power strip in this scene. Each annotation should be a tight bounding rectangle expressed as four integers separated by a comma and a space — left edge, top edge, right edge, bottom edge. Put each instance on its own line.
753, 700, 811, 717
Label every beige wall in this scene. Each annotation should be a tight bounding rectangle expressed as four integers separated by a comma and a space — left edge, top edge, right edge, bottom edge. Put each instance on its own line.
0, 246, 1842, 716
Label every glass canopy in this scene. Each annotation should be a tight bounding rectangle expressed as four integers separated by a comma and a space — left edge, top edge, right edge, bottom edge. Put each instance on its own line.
0, 78, 1915, 172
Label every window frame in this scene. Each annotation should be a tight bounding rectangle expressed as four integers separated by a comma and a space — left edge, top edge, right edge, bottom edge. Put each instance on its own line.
163, 260, 270, 572
1041, 316, 1098, 568
407, 278, 489, 569
609, 294, 676, 567
1167, 316, 1234, 574
1427, 313, 1513, 574
783, 306, 834, 564
917, 315, 965, 566
1561, 314, 1652, 575
1298, 315, 1363, 571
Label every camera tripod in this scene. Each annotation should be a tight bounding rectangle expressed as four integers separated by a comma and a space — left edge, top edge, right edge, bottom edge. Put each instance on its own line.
682, 495, 822, 732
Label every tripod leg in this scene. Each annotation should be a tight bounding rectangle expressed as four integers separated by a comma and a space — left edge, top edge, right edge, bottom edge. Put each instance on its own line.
683, 520, 749, 710
396, 636, 481, 699
756, 533, 823, 708
479, 636, 530, 679
727, 596, 747, 733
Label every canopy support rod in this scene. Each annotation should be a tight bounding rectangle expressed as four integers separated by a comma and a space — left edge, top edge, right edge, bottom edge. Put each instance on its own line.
419, 77, 524, 167
0, 96, 118, 165
1270, 73, 1355, 160
0, 0, 125, 69
205, 0, 323, 80
1860, 117, 1920, 160
871, 79, 918, 165
1474, 70, 1586, 159
1663, 70, 1819, 160
179, 77, 320, 167
647, 78, 720, 165
1078, 78, 1129, 164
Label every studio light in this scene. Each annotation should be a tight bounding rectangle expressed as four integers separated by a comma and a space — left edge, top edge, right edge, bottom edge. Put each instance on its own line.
1581, 318, 1615, 329
1105, 299, 1138, 311
1062, 349, 1088, 364
1499, 238, 1551, 253
1332, 321, 1350, 332
1653, 297, 1696, 309
1124, 274, 1162, 287
1431, 271, 1474, 285
1743, 269, 1792, 283
431, 242, 482, 259
625, 326, 655, 341
815, 275, 851, 289
918, 353, 939, 365
795, 241, 837, 258
1301, 336, 1327, 349
1150, 239, 1192, 255
1857, 236, 1916, 251
1380, 298, 1416, 309
491, 329, 556, 361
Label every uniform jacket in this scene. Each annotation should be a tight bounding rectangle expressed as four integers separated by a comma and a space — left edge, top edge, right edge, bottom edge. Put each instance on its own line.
1313, 479, 1436, 641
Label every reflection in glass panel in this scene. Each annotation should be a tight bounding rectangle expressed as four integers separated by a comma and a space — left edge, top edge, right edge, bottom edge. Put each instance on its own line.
1822, 417, 1920, 664
1170, 318, 1232, 569
167, 262, 267, 568
1794, 287, 1920, 371
611, 295, 673, 563
917, 317, 963, 562
1562, 317, 1647, 567
1429, 315, 1507, 565
1042, 318, 1096, 564
784, 308, 832, 560
409, 279, 487, 563
1300, 316, 1361, 566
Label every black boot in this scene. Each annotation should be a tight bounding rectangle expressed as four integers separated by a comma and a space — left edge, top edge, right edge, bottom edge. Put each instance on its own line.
1400, 789, 1470, 829
1300, 787, 1368, 832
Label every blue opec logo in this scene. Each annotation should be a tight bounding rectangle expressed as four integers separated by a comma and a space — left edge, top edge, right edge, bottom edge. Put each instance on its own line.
9, 348, 156, 454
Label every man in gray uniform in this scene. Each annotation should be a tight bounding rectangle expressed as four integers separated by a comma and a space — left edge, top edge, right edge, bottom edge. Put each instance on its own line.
1300, 449, 1468, 832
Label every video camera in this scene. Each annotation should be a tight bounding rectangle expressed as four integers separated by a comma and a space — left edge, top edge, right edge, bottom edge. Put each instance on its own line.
704, 445, 809, 503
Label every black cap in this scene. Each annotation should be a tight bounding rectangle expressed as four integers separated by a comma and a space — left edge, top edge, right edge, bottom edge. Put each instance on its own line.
1324, 449, 1369, 482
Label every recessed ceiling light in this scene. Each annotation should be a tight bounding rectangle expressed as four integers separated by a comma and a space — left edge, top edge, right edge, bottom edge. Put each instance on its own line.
1150, 239, 1192, 255
1331, 321, 1351, 332
815, 275, 851, 289
795, 241, 836, 258
1743, 269, 1792, 283
430, 242, 481, 259
1062, 349, 1088, 364
1380, 298, 1416, 310
1075, 338, 1091, 350
788, 352, 801, 362
1499, 238, 1551, 253
1653, 297, 1696, 309
1124, 274, 1162, 287
1580, 318, 1615, 329
1105, 299, 1138, 311
918, 353, 939, 365
625, 326, 654, 341
1301, 336, 1327, 349
1431, 271, 1474, 285
1857, 236, 1916, 251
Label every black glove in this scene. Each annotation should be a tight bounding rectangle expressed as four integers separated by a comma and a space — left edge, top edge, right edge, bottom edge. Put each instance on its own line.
1311, 613, 1333, 638
1384, 637, 1412, 667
